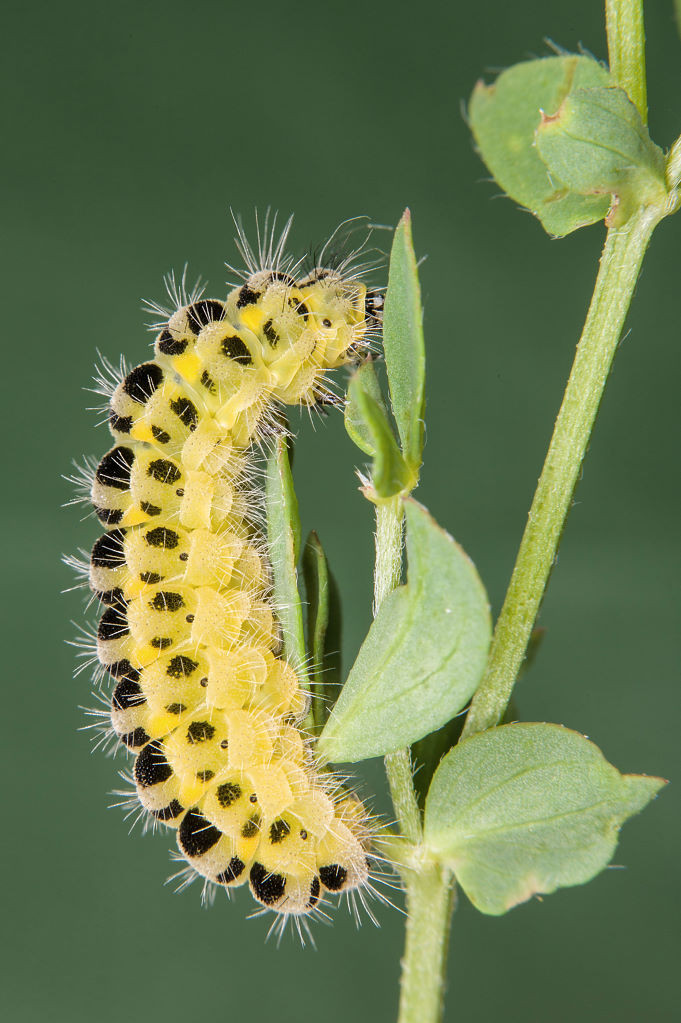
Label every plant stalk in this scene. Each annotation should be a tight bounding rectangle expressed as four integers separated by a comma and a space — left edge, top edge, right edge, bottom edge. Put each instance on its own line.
374, 498, 422, 844
398, 860, 456, 1023
462, 0, 680, 739
373, 496, 453, 1023
606, 0, 647, 123
462, 202, 668, 739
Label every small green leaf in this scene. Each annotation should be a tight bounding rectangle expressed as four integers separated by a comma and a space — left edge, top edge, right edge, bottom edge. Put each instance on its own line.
344, 360, 386, 457
318, 499, 491, 763
424, 723, 665, 915
265, 435, 307, 682
675, 0, 681, 42
536, 86, 667, 224
383, 210, 425, 471
347, 371, 413, 499
469, 55, 612, 236
302, 531, 342, 731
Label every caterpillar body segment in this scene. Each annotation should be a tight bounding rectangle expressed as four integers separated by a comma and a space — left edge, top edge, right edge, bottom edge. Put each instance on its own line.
79, 252, 380, 923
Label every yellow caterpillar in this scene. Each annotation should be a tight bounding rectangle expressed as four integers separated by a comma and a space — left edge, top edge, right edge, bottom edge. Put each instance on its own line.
74, 222, 383, 928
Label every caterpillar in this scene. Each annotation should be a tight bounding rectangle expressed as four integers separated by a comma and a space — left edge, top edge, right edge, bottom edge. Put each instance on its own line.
70, 218, 384, 932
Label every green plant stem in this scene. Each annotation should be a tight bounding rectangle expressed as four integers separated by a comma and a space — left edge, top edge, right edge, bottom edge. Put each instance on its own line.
373, 497, 453, 1023
373, 496, 406, 610
385, 747, 421, 844
398, 861, 456, 1023
373, 498, 422, 844
606, 0, 647, 123
463, 202, 668, 740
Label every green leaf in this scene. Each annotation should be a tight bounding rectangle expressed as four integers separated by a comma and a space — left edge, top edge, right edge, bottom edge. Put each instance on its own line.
346, 370, 413, 499
302, 531, 342, 731
675, 0, 681, 42
469, 55, 613, 236
344, 359, 386, 457
318, 499, 491, 763
424, 722, 665, 915
265, 435, 307, 682
536, 86, 667, 225
382, 210, 425, 471
411, 624, 545, 809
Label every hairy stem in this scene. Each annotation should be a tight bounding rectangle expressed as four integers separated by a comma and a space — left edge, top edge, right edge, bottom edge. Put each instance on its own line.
373, 497, 406, 611
462, 3, 678, 738
462, 202, 669, 739
606, 0, 647, 123
373, 498, 422, 843
398, 861, 456, 1023
373, 497, 453, 1023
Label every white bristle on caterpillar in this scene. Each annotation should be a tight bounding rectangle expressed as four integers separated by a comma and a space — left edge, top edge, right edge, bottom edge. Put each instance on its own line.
70, 218, 386, 929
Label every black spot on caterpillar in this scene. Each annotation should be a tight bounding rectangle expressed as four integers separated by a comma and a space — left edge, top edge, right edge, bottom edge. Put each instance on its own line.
121, 727, 151, 749
249, 862, 286, 906
157, 329, 186, 356
150, 591, 184, 612
109, 411, 132, 434
235, 284, 260, 308
308, 876, 321, 907
241, 816, 260, 839
319, 864, 348, 892
123, 363, 164, 403
145, 527, 179, 549
220, 335, 252, 364
91, 529, 127, 568
151, 425, 171, 444
269, 818, 291, 844
179, 808, 222, 857
186, 721, 215, 744
262, 319, 279, 347
216, 857, 245, 884
147, 459, 181, 485
106, 659, 139, 681
112, 677, 145, 710
151, 799, 184, 821
166, 655, 198, 678
96, 447, 134, 490
217, 782, 242, 807
135, 742, 173, 787
139, 571, 162, 584
98, 605, 128, 640
94, 505, 123, 525
185, 299, 227, 334
169, 397, 198, 431
74, 221, 381, 928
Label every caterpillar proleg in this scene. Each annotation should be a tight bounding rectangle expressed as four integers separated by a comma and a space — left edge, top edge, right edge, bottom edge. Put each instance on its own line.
72, 217, 384, 928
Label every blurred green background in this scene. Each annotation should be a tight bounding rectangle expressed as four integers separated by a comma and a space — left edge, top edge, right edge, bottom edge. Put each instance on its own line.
3, 1, 679, 1020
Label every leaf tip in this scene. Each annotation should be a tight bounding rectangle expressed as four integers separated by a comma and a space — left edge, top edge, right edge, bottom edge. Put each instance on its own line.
629, 772, 668, 796
315, 728, 341, 765
471, 77, 494, 100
